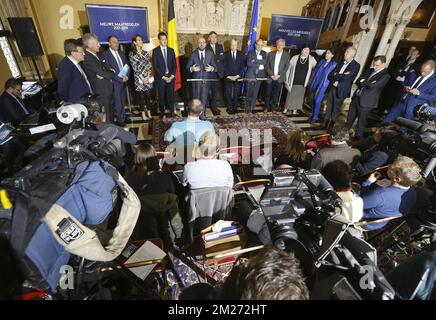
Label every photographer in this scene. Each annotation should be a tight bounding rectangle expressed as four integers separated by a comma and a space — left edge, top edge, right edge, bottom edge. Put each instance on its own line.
359, 156, 421, 230
219, 247, 309, 300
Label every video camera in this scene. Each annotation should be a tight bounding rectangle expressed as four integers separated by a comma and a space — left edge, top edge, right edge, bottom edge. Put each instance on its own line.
259, 169, 396, 300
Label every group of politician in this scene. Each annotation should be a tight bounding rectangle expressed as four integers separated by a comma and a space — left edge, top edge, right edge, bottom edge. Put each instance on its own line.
54, 30, 436, 137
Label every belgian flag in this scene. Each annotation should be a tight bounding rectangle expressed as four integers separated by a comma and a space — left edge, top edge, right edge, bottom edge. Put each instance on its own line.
168, 0, 182, 91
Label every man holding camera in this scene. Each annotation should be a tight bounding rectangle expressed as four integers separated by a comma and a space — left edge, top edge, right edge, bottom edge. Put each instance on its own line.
385, 59, 436, 127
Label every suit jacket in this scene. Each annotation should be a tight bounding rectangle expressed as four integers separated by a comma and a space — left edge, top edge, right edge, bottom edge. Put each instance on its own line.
246, 49, 267, 79
0, 92, 31, 124
57, 56, 91, 103
401, 72, 436, 110
311, 143, 361, 170
83, 50, 115, 97
206, 43, 225, 79
187, 49, 217, 80
266, 50, 291, 83
102, 49, 129, 85
327, 59, 361, 100
223, 50, 246, 79
354, 68, 391, 108
152, 46, 177, 80
392, 58, 420, 80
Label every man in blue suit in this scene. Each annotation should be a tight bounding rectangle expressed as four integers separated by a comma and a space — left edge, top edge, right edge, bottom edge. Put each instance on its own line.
245, 39, 267, 113
152, 32, 177, 117
385, 59, 436, 127
324, 46, 360, 131
223, 39, 246, 114
102, 35, 130, 126
57, 39, 92, 104
187, 37, 217, 113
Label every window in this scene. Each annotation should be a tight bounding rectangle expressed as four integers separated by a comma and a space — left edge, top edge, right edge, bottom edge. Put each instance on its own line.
0, 19, 20, 78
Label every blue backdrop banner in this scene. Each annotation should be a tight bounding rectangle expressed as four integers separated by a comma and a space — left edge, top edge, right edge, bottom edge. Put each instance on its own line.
267, 14, 323, 49
85, 4, 149, 44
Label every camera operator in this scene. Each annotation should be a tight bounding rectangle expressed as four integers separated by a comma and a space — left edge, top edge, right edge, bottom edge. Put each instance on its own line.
219, 247, 309, 300
359, 156, 422, 230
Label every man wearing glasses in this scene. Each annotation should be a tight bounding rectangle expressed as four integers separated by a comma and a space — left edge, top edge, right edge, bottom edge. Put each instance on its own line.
57, 38, 93, 104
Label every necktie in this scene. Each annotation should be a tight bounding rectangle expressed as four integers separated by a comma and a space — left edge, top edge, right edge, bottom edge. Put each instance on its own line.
78, 63, 93, 93
212, 45, 216, 55
163, 48, 169, 74
200, 51, 205, 64
233, 52, 236, 62
115, 51, 123, 71
403, 76, 424, 100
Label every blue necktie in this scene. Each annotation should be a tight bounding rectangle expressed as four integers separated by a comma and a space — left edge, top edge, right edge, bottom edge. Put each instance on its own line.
163, 48, 169, 74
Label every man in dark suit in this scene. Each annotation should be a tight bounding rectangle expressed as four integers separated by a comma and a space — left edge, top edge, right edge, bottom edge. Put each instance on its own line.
206, 31, 224, 115
324, 46, 361, 131
345, 55, 391, 138
223, 39, 245, 114
245, 39, 267, 113
187, 37, 217, 114
380, 49, 420, 114
152, 32, 177, 116
57, 39, 92, 104
264, 38, 291, 112
82, 33, 116, 124
385, 59, 436, 129
102, 35, 130, 126
0, 78, 32, 126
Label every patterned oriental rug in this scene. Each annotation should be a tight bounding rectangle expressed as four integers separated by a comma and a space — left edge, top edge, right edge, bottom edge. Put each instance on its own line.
152, 113, 298, 157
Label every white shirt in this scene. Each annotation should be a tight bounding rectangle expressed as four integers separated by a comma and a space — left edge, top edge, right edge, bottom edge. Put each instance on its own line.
198, 49, 206, 62
67, 56, 92, 91
183, 159, 234, 189
86, 49, 99, 60
333, 60, 352, 87
337, 191, 364, 223
410, 70, 434, 90
274, 51, 283, 76
109, 48, 123, 70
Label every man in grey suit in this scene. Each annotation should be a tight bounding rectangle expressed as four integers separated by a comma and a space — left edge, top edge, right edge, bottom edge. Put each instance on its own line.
245, 39, 267, 113
82, 33, 116, 123
264, 38, 290, 112
187, 37, 217, 113
311, 126, 361, 171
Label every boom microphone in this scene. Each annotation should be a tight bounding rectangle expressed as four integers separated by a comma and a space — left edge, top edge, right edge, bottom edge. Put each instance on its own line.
394, 117, 424, 132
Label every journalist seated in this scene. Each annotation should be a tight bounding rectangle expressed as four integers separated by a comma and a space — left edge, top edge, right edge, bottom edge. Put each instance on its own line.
218, 247, 309, 300
311, 126, 361, 171
321, 160, 363, 223
125, 143, 182, 248
359, 156, 421, 231
164, 99, 214, 147
182, 131, 234, 189
0, 78, 33, 127
274, 129, 313, 170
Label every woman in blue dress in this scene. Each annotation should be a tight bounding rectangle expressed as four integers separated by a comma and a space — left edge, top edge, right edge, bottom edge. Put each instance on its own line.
308, 48, 337, 125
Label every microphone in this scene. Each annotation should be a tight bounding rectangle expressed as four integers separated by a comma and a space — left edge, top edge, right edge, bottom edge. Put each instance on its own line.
394, 117, 424, 132
422, 157, 436, 178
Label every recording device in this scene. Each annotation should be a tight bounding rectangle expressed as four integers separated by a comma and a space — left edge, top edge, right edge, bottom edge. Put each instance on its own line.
261, 169, 396, 299
56, 104, 89, 125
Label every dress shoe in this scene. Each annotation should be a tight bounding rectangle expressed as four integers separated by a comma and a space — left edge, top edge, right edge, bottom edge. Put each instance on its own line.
227, 109, 236, 115
283, 108, 289, 114
141, 112, 150, 121
212, 109, 221, 116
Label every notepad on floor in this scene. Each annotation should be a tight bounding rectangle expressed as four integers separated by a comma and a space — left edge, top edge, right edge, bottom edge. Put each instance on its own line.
124, 241, 166, 280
